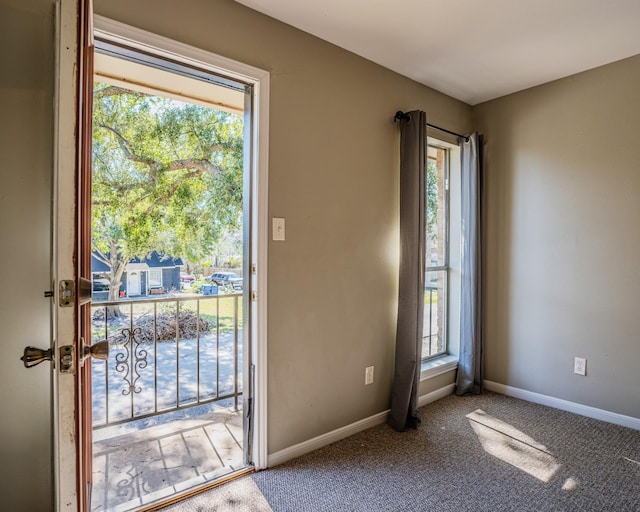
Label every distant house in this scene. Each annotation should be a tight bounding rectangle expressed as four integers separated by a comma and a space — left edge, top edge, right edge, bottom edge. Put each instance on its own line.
92, 251, 184, 300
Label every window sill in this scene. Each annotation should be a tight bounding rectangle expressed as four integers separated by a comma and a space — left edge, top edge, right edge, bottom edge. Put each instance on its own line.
420, 354, 458, 381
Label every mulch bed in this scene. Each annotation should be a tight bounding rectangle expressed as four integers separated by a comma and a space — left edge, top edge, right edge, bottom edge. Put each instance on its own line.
93, 309, 212, 343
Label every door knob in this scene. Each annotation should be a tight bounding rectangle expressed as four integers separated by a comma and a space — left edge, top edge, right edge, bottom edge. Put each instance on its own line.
82, 338, 109, 363
21, 346, 54, 368
21, 340, 109, 370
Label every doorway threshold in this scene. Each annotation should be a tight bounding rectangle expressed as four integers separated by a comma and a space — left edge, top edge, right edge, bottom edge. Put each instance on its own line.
92, 406, 246, 512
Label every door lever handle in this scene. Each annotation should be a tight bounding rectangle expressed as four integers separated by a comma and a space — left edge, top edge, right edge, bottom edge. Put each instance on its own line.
21, 346, 54, 368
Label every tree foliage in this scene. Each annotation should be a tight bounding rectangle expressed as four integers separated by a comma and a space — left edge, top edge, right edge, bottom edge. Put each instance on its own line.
92, 83, 243, 302
426, 161, 439, 241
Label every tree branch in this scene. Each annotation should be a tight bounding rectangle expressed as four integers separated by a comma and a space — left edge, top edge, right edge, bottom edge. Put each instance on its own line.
92, 248, 112, 268
96, 125, 223, 179
96, 123, 160, 172
164, 158, 221, 175
94, 85, 146, 100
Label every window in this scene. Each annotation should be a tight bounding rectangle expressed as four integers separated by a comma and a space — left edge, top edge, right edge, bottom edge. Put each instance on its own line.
423, 144, 449, 359
148, 268, 163, 288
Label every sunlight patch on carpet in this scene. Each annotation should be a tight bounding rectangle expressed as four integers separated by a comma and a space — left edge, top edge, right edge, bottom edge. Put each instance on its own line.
467, 409, 560, 482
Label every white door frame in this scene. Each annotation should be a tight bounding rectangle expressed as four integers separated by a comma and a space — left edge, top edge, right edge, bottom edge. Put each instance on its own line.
93, 16, 271, 471
54, 10, 270, 511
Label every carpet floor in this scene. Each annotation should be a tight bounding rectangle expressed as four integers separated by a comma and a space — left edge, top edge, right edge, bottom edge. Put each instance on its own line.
162, 391, 640, 511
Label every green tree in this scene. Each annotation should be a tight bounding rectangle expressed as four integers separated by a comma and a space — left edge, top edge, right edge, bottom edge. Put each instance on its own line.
426, 161, 439, 240
92, 84, 243, 308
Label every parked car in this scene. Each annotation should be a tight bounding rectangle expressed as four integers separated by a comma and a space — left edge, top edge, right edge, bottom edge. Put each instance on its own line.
92, 278, 110, 292
208, 272, 239, 285
180, 272, 195, 282
208, 272, 243, 291
228, 277, 243, 291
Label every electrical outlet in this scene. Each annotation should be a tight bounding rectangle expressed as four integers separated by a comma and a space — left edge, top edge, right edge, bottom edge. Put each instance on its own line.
365, 366, 374, 385
574, 357, 587, 376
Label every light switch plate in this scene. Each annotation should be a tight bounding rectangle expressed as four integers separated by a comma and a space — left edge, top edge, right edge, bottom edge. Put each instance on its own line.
273, 217, 285, 241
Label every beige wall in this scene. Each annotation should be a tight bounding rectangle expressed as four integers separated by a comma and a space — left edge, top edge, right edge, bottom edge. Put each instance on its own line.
0, 0, 55, 510
473, 55, 640, 418
93, 0, 471, 454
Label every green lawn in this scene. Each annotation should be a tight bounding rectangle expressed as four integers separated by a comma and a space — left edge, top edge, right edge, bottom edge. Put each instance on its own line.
90, 293, 244, 341
424, 289, 439, 305
180, 295, 243, 334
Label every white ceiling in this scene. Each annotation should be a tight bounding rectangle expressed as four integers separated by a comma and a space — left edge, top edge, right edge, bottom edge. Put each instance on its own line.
234, 0, 640, 105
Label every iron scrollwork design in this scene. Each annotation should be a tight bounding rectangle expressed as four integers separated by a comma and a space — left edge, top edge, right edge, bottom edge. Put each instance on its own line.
115, 327, 148, 395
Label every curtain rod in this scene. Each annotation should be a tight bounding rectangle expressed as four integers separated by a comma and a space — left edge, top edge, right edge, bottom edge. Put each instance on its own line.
394, 111, 469, 142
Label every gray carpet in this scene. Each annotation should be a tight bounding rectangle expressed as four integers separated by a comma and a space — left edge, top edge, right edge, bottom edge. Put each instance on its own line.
164, 392, 640, 511
254, 392, 640, 512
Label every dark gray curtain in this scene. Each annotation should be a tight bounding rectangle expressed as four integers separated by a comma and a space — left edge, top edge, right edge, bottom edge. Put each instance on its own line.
388, 110, 426, 431
456, 133, 484, 395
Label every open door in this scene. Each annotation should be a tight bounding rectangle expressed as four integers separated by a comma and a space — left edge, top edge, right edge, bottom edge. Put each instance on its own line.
53, 0, 97, 510
54, 7, 269, 511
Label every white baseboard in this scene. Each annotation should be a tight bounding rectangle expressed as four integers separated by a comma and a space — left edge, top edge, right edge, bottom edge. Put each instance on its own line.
484, 380, 640, 431
267, 384, 456, 468
418, 383, 456, 408
267, 409, 389, 468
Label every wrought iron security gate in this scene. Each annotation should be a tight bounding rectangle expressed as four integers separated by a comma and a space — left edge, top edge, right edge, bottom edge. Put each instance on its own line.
91, 294, 242, 429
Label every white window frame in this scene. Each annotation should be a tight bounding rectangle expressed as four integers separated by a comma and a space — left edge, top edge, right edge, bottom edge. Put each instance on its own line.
148, 268, 163, 288
421, 137, 461, 380
423, 142, 450, 361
